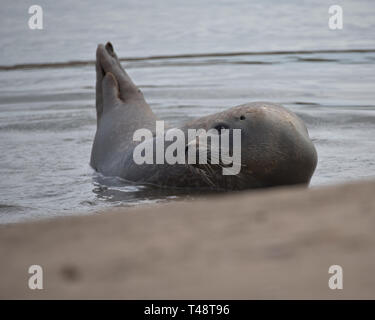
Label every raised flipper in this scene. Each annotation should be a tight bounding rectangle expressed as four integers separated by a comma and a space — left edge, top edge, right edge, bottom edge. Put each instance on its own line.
91, 42, 157, 174
95, 42, 148, 120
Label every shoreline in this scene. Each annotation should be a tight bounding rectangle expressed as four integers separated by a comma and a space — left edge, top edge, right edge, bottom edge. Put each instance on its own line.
1, 179, 375, 299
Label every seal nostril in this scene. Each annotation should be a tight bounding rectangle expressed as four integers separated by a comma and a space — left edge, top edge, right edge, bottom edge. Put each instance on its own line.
240, 115, 246, 120
214, 123, 229, 133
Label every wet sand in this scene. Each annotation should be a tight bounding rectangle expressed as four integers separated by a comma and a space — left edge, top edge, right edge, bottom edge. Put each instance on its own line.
1, 179, 375, 299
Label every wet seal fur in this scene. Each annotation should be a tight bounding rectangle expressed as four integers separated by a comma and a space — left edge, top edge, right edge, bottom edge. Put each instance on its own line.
91, 42, 317, 190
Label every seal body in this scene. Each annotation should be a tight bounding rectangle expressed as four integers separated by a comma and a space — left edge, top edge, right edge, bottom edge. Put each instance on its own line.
91, 43, 317, 190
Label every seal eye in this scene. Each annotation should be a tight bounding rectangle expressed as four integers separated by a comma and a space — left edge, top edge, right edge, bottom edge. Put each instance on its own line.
214, 123, 229, 134
240, 115, 246, 120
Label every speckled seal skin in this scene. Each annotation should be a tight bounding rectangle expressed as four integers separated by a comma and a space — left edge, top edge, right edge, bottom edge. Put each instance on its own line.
90, 42, 317, 190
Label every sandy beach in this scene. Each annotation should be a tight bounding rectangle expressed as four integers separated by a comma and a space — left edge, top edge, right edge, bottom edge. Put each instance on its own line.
1, 0, 375, 305
1, 179, 375, 299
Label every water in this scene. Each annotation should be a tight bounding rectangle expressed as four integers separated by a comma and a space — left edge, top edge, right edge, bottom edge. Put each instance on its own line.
1, 0, 375, 223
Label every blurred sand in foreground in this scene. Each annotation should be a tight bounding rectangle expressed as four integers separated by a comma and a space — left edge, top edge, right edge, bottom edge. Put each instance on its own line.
1, 180, 375, 299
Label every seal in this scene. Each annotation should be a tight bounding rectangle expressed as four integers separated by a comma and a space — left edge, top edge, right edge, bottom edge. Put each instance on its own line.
91, 42, 317, 190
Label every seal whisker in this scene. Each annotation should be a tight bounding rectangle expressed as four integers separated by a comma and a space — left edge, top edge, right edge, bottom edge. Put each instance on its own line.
207, 152, 246, 168
199, 167, 216, 187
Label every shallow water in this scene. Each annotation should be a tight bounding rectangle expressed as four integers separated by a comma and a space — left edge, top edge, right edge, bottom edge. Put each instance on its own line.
0, 0, 375, 223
